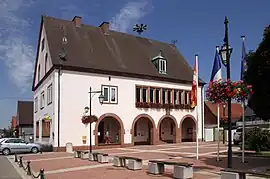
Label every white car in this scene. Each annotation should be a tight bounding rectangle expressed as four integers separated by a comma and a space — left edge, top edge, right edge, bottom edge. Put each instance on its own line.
233, 127, 257, 145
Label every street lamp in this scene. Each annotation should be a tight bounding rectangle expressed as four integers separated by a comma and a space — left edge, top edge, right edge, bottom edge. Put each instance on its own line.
219, 16, 233, 168
84, 87, 104, 154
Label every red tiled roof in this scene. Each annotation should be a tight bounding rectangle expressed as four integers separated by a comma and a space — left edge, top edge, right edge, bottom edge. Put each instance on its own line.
205, 101, 243, 122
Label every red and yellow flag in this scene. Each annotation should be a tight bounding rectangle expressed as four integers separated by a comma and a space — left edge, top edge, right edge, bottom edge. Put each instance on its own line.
191, 55, 198, 108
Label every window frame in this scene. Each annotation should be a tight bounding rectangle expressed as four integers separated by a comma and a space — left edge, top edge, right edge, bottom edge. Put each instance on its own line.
37, 64, 41, 81
47, 84, 52, 105
41, 38, 45, 51
45, 53, 48, 73
159, 59, 167, 74
40, 91, 45, 109
34, 97, 38, 113
101, 85, 118, 104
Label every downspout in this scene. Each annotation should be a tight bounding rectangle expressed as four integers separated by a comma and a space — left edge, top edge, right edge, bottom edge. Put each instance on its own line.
57, 66, 61, 150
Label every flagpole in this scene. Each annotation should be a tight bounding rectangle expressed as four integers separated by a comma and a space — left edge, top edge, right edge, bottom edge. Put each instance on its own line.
241, 36, 246, 163
195, 54, 199, 160
217, 104, 220, 161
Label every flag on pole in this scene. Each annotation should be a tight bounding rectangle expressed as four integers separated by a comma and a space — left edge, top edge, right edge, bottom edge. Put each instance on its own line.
241, 36, 247, 80
210, 47, 222, 161
191, 56, 198, 108
209, 47, 222, 87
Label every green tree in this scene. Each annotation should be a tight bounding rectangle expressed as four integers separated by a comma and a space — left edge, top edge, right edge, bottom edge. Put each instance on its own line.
245, 25, 270, 120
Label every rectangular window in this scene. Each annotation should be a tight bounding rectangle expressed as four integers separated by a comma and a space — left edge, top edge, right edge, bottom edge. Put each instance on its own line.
102, 86, 109, 103
184, 91, 188, 104
41, 38, 45, 51
136, 87, 141, 102
40, 91, 45, 109
156, 89, 160, 103
159, 59, 167, 74
36, 121, 39, 137
179, 91, 183, 104
142, 88, 147, 102
167, 90, 171, 104
150, 88, 154, 103
174, 91, 177, 104
34, 97, 38, 113
102, 85, 118, 104
47, 84, 52, 105
162, 90, 166, 104
110, 87, 117, 103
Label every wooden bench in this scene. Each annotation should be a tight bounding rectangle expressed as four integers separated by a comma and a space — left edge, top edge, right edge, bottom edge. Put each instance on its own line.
221, 168, 270, 179
89, 152, 109, 163
113, 156, 142, 170
148, 160, 193, 179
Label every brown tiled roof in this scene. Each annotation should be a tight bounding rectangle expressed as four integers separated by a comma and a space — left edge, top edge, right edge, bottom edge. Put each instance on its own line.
32, 15, 205, 90
205, 101, 243, 122
17, 101, 33, 125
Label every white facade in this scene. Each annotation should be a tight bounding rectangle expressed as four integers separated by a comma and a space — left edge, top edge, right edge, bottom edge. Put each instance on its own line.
33, 23, 204, 149
34, 69, 203, 147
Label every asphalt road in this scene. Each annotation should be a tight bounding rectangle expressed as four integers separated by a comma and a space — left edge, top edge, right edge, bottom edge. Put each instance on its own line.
0, 156, 22, 179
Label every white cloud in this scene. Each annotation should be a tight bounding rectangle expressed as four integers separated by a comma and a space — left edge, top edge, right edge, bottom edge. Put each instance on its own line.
0, 0, 35, 93
110, 0, 153, 33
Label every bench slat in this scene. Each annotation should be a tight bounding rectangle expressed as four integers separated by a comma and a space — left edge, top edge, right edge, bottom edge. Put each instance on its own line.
114, 156, 142, 161
149, 160, 193, 167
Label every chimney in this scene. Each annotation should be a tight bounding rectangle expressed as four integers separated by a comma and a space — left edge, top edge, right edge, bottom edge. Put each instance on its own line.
72, 16, 82, 28
99, 21, 110, 34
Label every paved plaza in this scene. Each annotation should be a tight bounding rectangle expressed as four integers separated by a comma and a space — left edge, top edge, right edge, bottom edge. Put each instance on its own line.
7, 142, 270, 179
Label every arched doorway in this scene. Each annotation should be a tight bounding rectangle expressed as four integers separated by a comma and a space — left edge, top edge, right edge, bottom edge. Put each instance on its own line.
131, 114, 156, 145
180, 115, 196, 142
158, 115, 177, 143
95, 113, 124, 146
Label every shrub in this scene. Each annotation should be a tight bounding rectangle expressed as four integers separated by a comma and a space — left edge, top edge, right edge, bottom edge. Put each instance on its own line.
246, 128, 270, 152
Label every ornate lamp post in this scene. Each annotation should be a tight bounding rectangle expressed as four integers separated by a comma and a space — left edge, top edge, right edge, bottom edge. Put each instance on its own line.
219, 16, 233, 168
84, 87, 104, 154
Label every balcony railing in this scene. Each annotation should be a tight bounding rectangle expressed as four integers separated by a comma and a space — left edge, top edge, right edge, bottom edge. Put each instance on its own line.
135, 102, 194, 110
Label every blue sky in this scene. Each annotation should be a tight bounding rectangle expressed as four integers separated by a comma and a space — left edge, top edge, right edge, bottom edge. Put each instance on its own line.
0, 0, 269, 127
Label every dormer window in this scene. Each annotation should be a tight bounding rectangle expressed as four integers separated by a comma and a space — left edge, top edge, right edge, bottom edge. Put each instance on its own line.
159, 59, 167, 74
152, 50, 167, 74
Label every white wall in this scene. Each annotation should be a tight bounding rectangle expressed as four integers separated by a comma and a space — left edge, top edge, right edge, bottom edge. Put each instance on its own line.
33, 23, 55, 145
57, 70, 203, 147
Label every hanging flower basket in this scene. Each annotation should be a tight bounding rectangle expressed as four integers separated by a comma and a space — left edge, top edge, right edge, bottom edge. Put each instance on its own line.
81, 115, 98, 124
206, 80, 253, 103
232, 81, 253, 102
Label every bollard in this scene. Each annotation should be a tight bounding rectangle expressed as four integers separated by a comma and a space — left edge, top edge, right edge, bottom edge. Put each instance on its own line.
14, 153, 18, 162
40, 169, 45, 179
26, 161, 31, 175
19, 156, 23, 167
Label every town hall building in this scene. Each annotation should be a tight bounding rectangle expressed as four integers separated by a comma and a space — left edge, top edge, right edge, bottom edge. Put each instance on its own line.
32, 15, 205, 151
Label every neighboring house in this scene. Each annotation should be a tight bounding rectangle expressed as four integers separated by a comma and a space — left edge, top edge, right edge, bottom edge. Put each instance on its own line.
204, 101, 243, 126
16, 101, 34, 142
204, 101, 243, 141
236, 106, 270, 127
32, 15, 206, 151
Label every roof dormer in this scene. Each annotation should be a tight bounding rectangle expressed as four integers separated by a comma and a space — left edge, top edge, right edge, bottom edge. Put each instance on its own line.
152, 50, 167, 74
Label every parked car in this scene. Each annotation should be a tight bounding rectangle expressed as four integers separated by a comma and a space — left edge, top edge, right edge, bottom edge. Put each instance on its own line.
233, 126, 257, 145
0, 138, 41, 155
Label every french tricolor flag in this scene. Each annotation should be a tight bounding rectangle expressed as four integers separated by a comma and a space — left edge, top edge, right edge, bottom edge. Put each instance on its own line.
209, 46, 222, 87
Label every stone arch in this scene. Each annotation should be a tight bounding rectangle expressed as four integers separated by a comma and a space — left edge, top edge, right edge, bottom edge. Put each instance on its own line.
157, 115, 179, 143
131, 114, 156, 145
94, 113, 124, 146
179, 115, 197, 142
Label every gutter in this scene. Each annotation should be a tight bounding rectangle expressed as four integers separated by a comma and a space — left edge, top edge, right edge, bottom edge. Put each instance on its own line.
57, 66, 61, 149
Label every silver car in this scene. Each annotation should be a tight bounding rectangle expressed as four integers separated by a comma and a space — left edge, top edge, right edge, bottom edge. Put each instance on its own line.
0, 138, 41, 155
